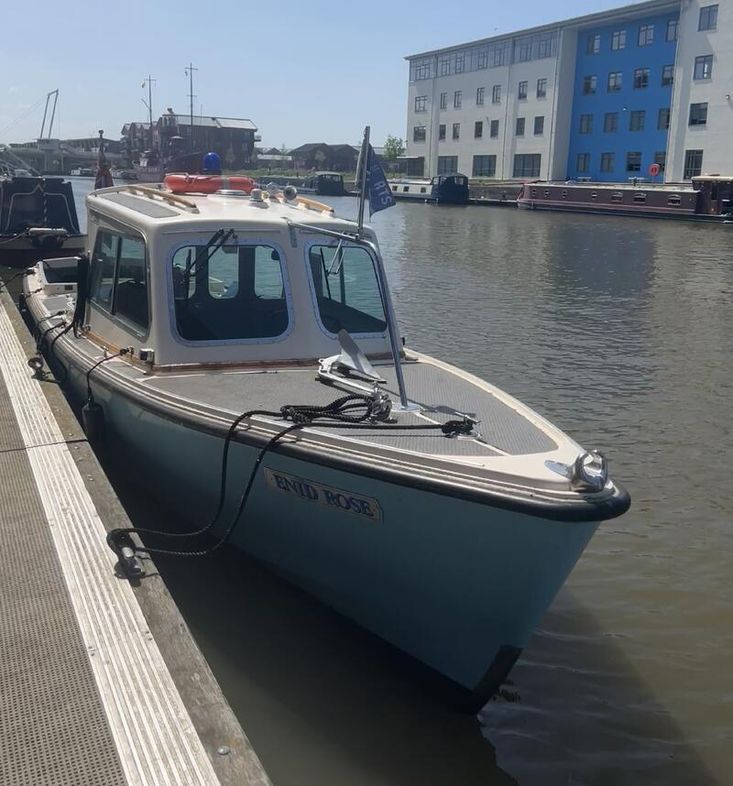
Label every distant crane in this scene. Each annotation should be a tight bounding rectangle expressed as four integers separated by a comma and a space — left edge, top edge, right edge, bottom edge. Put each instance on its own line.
39, 90, 59, 139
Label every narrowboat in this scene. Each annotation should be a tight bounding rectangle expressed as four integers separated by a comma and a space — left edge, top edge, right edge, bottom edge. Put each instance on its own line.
23, 179, 629, 710
517, 175, 733, 222
389, 173, 469, 204
300, 171, 348, 196
0, 174, 85, 267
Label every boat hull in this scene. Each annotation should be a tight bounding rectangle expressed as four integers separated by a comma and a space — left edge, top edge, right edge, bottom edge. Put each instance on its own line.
0, 234, 86, 267
517, 198, 730, 222
56, 356, 602, 708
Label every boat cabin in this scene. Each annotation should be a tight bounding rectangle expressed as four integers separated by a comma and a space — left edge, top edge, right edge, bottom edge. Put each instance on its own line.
81, 185, 394, 368
691, 175, 733, 216
301, 172, 346, 196
389, 174, 469, 204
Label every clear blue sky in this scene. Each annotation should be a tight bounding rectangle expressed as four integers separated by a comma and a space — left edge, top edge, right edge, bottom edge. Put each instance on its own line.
2, 0, 626, 148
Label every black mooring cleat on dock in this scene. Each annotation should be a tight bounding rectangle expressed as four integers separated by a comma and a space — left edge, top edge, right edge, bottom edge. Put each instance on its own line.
0, 290, 271, 786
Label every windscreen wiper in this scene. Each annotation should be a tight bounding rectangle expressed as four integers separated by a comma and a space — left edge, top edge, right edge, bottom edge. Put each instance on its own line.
183, 228, 237, 285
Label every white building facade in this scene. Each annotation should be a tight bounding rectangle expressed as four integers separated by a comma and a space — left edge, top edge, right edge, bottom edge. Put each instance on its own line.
405, 0, 732, 182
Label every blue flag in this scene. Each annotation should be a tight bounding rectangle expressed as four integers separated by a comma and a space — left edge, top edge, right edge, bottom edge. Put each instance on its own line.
366, 146, 395, 216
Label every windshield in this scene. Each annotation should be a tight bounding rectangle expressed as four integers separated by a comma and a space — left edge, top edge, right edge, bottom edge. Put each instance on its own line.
171, 243, 288, 341
308, 243, 387, 335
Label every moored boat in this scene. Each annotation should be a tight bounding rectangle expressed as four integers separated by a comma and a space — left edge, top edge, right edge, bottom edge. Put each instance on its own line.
517, 175, 733, 222
23, 178, 629, 709
389, 173, 469, 204
0, 174, 86, 266
300, 171, 348, 196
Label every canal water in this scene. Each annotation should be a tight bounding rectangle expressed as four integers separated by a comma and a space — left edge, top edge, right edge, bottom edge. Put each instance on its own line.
37, 180, 733, 784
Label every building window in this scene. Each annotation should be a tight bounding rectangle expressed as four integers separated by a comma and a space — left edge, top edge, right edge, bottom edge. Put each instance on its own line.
630, 110, 645, 131
537, 78, 547, 98
413, 126, 426, 143
493, 47, 506, 67
537, 33, 555, 59
580, 113, 593, 134
412, 61, 431, 81
611, 30, 626, 50
666, 19, 678, 41
638, 24, 654, 46
654, 151, 666, 171
608, 71, 623, 91
437, 156, 459, 175
634, 68, 649, 89
452, 122, 460, 140
583, 75, 597, 94
689, 102, 708, 126
699, 5, 718, 31
455, 53, 465, 73
516, 117, 525, 136
492, 85, 501, 104
440, 92, 448, 110
517, 37, 532, 62
683, 149, 704, 179
474, 121, 483, 138
476, 86, 485, 105
604, 112, 618, 132
658, 107, 670, 130
477, 50, 489, 69
694, 55, 713, 80
414, 95, 427, 113
513, 154, 541, 177
438, 124, 446, 140
661, 65, 674, 86
626, 152, 642, 172
472, 155, 496, 177
454, 91, 462, 109
439, 57, 451, 76
601, 152, 615, 172
534, 116, 544, 135
587, 34, 600, 54
518, 81, 528, 100
577, 153, 590, 173
490, 119, 499, 138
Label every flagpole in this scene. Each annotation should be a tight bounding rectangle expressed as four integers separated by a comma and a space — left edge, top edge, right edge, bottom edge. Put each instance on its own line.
356, 125, 370, 237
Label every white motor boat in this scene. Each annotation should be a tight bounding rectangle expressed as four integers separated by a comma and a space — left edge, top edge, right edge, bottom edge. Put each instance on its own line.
23, 179, 629, 710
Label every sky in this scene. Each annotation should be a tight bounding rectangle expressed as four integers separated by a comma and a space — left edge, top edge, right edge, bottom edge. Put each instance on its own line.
2, 0, 628, 149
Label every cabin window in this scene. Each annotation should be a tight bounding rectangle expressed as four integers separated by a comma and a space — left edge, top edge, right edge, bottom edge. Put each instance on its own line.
392, 185, 398, 191
89, 229, 149, 331
171, 243, 288, 341
667, 194, 681, 206
402, 186, 409, 192
633, 193, 647, 203
561, 190, 568, 199
591, 192, 598, 199
544, 189, 550, 197
420, 187, 427, 193
611, 192, 623, 202
308, 244, 387, 335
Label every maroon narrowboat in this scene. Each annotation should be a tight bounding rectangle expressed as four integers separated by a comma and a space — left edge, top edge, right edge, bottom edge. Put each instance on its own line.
516, 175, 733, 223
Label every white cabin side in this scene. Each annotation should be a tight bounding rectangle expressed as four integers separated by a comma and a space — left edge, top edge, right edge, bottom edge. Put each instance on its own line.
83, 187, 395, 367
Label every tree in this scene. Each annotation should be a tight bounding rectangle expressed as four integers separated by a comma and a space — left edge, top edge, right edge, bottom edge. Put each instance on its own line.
383, 135, 405, 161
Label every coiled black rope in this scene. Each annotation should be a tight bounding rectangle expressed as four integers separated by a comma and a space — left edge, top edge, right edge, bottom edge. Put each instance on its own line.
107, 392, 475, 570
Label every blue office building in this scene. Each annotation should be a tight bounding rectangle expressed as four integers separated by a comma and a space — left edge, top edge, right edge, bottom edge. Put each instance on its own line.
567, 10, 680, 181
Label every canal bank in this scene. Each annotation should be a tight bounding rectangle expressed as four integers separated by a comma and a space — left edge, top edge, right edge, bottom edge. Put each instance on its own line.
0, 288, 269, 786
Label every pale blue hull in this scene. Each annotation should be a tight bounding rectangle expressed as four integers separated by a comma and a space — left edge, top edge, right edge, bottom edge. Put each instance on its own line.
67, 367, 599, 700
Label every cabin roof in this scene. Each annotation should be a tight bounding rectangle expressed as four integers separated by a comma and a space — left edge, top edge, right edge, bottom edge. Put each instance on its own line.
87, 184, 357, 234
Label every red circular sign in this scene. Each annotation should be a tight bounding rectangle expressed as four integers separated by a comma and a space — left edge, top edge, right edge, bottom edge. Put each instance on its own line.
648, 163, 661, 176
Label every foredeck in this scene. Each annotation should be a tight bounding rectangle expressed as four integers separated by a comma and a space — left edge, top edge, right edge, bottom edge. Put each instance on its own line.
0, 291, 270, 786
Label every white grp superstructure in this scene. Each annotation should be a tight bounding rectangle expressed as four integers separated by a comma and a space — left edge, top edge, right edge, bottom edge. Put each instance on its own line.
405, 0, 733, 182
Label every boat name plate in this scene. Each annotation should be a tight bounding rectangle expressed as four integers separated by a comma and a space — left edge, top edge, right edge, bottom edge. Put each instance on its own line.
264, 468, 382, 522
